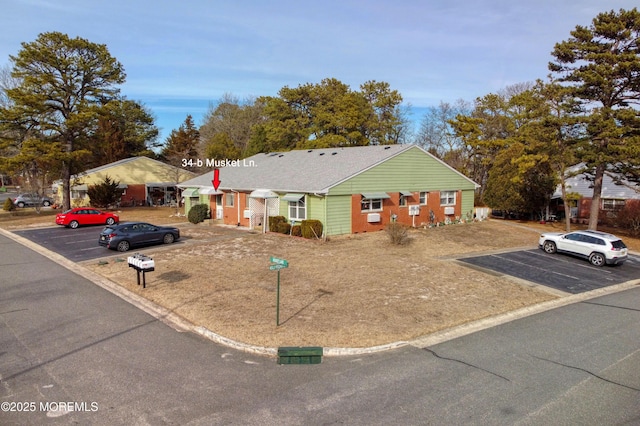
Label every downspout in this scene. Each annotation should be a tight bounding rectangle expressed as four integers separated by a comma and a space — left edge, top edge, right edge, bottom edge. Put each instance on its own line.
232, 189, 240, 226
314, 192, 327, 241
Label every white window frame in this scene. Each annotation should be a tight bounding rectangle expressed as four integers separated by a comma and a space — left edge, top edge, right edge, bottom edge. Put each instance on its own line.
419, 191, 428, 205
361, 198, 383, 212
225, 193, 234, 207
288, 196, 306, 221
601, 198, 625, 211
440, 191, 456, 206
399, 194, 408, 207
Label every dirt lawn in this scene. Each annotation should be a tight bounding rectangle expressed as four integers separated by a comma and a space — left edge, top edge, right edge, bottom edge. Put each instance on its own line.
3, 207, 638, 349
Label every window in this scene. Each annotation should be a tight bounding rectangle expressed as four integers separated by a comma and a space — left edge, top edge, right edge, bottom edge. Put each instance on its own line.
419, 191, 428, 205
440, 191, 456, 206
399, 191, 412, 207
361, 198, 383, 212
602, 199, 625, 211
225, 193, 234, 207
289, 196, 306, 220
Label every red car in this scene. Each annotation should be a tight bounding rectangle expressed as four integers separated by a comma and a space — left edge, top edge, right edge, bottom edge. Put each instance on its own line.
55, 208, 119, 229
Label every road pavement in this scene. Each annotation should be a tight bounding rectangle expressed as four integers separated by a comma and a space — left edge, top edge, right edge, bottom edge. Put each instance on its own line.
1, 231, 639, 424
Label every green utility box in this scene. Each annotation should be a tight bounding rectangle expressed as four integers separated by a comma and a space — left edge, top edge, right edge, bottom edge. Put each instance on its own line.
277, 346, 323, 365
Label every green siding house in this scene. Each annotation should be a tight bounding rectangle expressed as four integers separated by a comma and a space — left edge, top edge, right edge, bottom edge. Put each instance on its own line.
178, 145, 478, 236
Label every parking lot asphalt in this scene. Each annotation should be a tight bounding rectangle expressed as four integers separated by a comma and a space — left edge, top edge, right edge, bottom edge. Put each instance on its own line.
13, 225, 187, 262
12, 226, 114, 262
459, 248, 640, 294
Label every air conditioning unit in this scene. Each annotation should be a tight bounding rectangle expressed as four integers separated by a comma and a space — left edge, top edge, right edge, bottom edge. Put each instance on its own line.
367, 213, 381, 223
444, 206, 455, 215
408, 205, 420, 216
243, 209, 252, 219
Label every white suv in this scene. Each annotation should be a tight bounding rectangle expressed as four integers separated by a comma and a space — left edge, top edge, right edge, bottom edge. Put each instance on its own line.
539, 230, 628, 266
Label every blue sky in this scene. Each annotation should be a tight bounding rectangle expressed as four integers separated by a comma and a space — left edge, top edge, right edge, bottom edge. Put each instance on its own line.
1, 0, 638, 144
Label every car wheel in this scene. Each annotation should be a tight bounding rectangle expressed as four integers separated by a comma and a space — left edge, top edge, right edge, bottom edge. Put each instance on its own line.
543, 241, 557, 254
17, 202, 25, 208
43, 200, 51, 206
589, 252, 605, 267
106, 217, 116, 225
116, 240, 130, 252
163, 233, 175, 244
69, 220, 79, 229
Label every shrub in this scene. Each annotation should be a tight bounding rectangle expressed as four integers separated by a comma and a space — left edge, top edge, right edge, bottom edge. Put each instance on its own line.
291, 225, 302, 237
386, 222, 410, 245
188, 203, 210, 224
87, 175, 122, 208
615, 201, 640, 237
276, 222, 291, 234
301, 219, 323, 239
268, 216, 286, 232
3, 197, 16, 212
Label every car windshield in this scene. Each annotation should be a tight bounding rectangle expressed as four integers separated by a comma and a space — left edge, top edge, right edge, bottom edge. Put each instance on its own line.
102, 227, 116, 234
62, 209, 72, 214
611, 240, 627, 249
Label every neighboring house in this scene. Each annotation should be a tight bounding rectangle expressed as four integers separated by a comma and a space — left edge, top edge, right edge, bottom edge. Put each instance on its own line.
551, 165, 640, 222
178, 145, 478, 236
54, 157, 196, 207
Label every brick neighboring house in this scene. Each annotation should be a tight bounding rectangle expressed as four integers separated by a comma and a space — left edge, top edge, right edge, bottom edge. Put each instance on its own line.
178, 145, 478, 236
54, 157, 195, 207
551, 165, 640, 223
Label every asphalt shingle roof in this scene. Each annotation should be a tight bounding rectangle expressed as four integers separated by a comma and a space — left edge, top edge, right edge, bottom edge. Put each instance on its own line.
552, 164, 640, 200
179, 144, 420, 193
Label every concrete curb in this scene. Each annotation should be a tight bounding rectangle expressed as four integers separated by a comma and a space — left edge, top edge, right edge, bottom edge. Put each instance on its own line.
2, 227, 639, 357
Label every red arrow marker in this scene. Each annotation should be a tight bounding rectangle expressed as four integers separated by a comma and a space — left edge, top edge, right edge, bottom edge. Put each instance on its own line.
212, 168, 221, 191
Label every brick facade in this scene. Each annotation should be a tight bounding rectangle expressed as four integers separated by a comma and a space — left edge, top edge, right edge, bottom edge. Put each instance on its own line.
351, 190, 463, 233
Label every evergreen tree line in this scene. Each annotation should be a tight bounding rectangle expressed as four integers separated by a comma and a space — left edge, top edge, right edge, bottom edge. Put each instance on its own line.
1, 8, 639, 226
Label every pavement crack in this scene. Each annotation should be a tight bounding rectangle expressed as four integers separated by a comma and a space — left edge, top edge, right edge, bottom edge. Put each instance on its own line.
530, 355, 640, 392
423, 348, 510, 382
581, 301, 640, 313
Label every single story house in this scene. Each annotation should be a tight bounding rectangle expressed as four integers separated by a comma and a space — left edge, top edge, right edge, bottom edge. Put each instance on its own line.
551, 164, 640, 221
178, 144, 478, 236
55, 157, 196, 207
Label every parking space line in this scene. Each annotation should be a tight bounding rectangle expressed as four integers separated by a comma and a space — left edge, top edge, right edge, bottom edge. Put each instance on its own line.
488, 253, 581, 281
513, 249, 615, 275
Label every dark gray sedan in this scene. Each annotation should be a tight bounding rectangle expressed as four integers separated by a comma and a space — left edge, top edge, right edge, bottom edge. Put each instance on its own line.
98, 222, 180, 252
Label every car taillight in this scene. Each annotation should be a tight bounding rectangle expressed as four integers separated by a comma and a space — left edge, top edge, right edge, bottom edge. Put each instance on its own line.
611, 247, 621, 251
108, 233, 117, 239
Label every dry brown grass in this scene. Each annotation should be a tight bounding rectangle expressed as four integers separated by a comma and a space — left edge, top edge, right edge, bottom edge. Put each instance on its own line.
5, 207, 639, 349
88, 219, 557, 348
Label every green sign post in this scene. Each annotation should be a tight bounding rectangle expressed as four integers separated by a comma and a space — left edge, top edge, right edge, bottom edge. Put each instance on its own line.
270, 256, 289, 326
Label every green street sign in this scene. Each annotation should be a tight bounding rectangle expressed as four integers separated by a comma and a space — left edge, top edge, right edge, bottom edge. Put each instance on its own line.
269, 264, 286, 271
270, 256, 289, 267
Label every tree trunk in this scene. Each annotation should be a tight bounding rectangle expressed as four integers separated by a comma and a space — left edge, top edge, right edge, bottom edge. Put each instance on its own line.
588, 163, 605, 230
62, 162, 71, 211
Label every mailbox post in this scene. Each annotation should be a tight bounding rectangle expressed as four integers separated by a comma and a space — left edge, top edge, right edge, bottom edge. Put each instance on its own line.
127, 253, 155, 288
269, 256, 288, 326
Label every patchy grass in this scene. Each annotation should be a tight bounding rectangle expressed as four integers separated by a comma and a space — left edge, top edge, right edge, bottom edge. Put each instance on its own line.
86, 220, 558, 348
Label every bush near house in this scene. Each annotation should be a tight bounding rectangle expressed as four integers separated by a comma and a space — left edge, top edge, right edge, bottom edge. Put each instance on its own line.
276, 222, 291, 234
3, 198, 16, 212
291, 224, 302, 237
615, 201, 640, 237
386, 222, 411, 245
269, 216, 286, 232
301, 219, 323, 239
87, 175, 122, 208
188, 204, 210, 224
